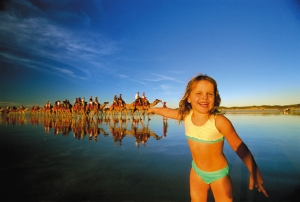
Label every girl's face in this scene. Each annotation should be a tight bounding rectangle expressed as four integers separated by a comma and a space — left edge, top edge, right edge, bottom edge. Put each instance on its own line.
187, 80, 215, 114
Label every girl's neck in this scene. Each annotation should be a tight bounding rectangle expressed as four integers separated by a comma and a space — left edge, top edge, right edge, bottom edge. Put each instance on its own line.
191, 111, 210, 126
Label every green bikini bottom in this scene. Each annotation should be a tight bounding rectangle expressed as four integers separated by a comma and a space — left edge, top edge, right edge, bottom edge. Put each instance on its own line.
192, 161, 229, 184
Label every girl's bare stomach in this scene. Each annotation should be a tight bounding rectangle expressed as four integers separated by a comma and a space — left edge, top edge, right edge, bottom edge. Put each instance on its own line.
187, 139, 228, 172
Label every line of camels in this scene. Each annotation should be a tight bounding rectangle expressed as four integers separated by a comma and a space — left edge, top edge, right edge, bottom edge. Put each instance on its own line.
3, 97, 163, 120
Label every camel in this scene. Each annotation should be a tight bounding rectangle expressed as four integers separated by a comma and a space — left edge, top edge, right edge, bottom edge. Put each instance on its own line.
18, 107, 28, 116
51, 100, 72, 118
124, 102, 134, 111
86, 101, 109, 119
61, 103, 73, 118
72, 101, 87, 118
30, 106, 41, 116
106, 101, 134, 120
7, 106, 18, 117
131, 99, 162, 120
108, 105, 128, 119
96, 102, 109, 118
41, 105, 53, 117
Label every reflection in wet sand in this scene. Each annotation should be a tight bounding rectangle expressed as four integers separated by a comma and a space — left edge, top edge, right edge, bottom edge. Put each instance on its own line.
3, 113, 27, 126
2, 114, 166, 147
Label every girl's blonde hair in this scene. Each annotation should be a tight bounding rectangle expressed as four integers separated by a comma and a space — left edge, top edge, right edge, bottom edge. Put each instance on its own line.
177, 74, 221, 122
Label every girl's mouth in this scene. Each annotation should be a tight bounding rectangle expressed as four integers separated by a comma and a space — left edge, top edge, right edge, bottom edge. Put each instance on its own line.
199, 102, 209, 107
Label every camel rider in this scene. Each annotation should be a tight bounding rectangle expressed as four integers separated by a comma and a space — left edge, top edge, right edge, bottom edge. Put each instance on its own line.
110, 94, 117, 109
135, 92, 142, 105
77, 98, 80, 104
45, 101, 49, 108
89, 96, 93, 105
47, 101, 51, 108
141, 92, 147, 105
81, 98, 85, 106
118, 94, 124, 107
94, 96, 99, 105
113, 94, 118, 105
64, 99, 69, 108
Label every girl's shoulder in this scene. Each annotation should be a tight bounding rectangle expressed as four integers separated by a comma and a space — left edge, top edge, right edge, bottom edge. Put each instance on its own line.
215, 114, 232, 128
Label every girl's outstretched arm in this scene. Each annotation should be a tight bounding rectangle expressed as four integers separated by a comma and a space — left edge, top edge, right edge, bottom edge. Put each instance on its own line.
147, 107, 179, 120
216, 115, 269, 197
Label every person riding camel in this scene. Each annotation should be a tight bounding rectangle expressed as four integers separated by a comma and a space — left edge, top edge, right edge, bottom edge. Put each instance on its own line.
81, 98, 85, 107
118, 94, 124, 107
94, 96, 99, 106
111, 94, 118, 109
89, 96, 93, 105
55, 100, 60, 107
135, 92, 142, 106
141, 92, 148, 106
113, 94, 118, 105
45, 101, 49, 108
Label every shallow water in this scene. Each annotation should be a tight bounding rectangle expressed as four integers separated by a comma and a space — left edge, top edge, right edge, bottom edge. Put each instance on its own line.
1, 113, 299, 201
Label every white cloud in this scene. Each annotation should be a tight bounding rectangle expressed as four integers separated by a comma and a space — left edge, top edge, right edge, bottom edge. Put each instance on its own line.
144, 73, 184, 83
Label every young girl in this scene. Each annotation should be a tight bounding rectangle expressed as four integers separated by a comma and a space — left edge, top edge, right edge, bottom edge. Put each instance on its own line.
147, 74, 268, 202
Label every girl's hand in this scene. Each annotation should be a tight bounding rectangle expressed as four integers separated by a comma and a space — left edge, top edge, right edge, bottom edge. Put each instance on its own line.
249, 169, 269, 197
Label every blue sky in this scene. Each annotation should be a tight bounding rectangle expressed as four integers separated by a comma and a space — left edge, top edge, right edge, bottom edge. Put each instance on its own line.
0, 0, 299, 109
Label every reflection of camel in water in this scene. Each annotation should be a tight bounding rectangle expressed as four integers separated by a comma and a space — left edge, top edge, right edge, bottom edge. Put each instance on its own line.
132, 99, 162, 120
86, 120, 100, 142
108, 119, 130, 145
71, 118, 87, 140
42, 117, 52, 133
52, 117, 72, 136
125, 119, 162, 147
32, 114, 163, 146
99, 127, 109, 137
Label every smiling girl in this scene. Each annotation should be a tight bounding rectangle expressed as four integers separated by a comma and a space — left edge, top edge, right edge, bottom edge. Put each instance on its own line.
147, 74, 268, 202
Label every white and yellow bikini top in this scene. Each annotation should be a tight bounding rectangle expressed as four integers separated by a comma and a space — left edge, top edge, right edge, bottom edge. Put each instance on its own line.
184, 110, 224, 143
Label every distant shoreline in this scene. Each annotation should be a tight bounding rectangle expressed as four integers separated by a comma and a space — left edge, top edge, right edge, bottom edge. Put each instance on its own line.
219, 105, 300, 114
219, 103, 298, 109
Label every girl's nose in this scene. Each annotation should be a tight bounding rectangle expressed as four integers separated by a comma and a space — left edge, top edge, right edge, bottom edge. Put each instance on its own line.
201, 94, 209, 99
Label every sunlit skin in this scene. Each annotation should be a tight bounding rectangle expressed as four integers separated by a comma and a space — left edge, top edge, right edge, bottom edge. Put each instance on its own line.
147, 78, 268, 202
